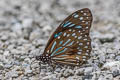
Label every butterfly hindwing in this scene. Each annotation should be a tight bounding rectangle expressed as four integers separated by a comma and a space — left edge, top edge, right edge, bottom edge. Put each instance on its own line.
49, 28, 91, 65
43, 8, 92, 66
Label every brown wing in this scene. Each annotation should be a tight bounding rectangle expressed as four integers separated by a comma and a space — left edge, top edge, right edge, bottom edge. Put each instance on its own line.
51, 28, 91, 66
43, 8, 92, 66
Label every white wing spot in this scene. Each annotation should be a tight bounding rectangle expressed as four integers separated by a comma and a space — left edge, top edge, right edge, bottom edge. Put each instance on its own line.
75, 36, 77, 38
86, 52, 89, 55
79, 49, 82, 51
77, 52, 82, 55
83, 59, 86, 61
73, 30, 75, 32
79, 17, 83, 20
82, 56, 86, 58
84, 46, 88, 48
77, 47, 80, 49
63, 32, 66, 36
67, 34, 70, 37
76, 63, 79, 65
74, 14, 79, 18
86, 50, 89, 52
47, 50, 49, 53
69, 29, 72, 31
85, 35, 87, 37
72, 33, 76, 36
84, 38, 87, 41
87, 42, 90, 45
84, 13, 87, 15
76, 57, 79, 60
78, 36, 82, 39
86, 17, 89, 19
86, 26, 88, 29
81, 11, 84, 13
82, 21, 85, 23
58, 36, 60, 39
79, 43, 83, 45
85, 22, 88, 24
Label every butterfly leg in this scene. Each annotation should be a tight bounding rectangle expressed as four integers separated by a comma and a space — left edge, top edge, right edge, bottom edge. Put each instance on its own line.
39, 62, 41, 73
71, 65, 75, 70
49, 62, 56, 73
52, 64, 56, 73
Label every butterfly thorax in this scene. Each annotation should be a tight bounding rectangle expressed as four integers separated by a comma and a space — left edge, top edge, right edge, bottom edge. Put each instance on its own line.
36, 55, 51, 64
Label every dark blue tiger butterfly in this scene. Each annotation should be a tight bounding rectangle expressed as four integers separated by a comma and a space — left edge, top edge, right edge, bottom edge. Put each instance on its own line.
36, 8, 92, 68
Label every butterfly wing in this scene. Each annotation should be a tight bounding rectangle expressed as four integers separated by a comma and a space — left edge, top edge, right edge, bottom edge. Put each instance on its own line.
43, 8, 92, 66
51, 29, 91, 66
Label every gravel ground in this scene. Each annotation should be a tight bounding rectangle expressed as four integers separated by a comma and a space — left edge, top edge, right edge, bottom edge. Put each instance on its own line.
0, 0, 120, 80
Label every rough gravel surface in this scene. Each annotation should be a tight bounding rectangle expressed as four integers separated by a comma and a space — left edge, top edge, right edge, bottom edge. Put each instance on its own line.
0, 0, 120, 80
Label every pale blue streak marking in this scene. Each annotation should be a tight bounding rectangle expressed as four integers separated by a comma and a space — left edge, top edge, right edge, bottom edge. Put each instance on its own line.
54, 32, 62, 38
53, 57, 65, 60
67, 41, 74, 46
79, 17, 83, 20
73, 13, 79, 18
61, 23, 64, 26
69, 24, 75, 27
72, 33, 76, 36
54, 34, 58, 38
63, 39, 71, 46
55, 48, 67, 55
51, 47, 62, 56
63, 21, 72, 27
61, 55, 67, 56
74, 14, 79, 18
59, 41, 63, 45
75, 25, 82, 28
51, 41, 56, 52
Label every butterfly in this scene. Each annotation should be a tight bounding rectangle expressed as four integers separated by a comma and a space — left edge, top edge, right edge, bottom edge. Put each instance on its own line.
36, 8, 93, 69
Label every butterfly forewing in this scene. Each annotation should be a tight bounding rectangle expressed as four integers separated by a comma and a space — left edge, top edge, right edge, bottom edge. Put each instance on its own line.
42, 8, 92, 66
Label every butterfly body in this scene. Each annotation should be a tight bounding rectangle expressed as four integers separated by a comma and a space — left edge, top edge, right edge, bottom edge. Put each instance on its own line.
36, 8, 92, 66
36, 55, 51, 64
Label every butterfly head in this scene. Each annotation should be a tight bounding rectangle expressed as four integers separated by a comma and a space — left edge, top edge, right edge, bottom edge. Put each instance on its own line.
36, 55, 51, 64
